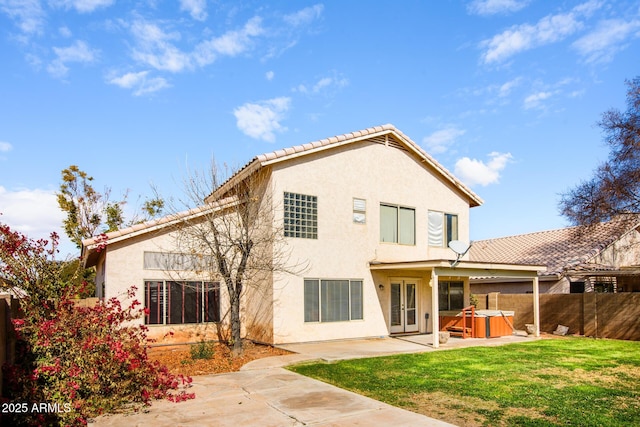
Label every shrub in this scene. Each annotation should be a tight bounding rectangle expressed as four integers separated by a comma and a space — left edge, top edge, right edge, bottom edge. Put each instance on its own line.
190, 340, 216, 360
0, 223, 195, 426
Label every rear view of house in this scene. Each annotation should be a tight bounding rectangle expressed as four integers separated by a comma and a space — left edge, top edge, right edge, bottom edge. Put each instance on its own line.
83, 124, 544, 347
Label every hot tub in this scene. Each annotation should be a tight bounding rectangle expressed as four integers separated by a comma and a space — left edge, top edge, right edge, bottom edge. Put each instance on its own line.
439, 310, 514, 338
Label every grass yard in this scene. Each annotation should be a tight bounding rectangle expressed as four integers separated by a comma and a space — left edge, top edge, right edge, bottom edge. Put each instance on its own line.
289, 337, 640, 426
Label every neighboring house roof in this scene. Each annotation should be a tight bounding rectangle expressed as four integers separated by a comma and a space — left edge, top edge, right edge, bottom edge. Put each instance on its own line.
469, 215, 640, 278
206, 124, 483, 207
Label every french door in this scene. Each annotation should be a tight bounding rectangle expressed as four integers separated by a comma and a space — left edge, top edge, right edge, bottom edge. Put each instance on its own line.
390, 279, 419, 333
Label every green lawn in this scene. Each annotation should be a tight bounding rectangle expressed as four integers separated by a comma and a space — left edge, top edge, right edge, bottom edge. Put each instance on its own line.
289, 338, 640, 426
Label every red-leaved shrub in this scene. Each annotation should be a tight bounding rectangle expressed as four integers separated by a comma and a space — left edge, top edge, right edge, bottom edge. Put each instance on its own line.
0, 222, 194, 426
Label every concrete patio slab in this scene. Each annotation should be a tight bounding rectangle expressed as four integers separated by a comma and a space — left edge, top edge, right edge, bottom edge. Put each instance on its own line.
263, 334, 534, 366
90, 367, 454, 427
90, 335, 536, 427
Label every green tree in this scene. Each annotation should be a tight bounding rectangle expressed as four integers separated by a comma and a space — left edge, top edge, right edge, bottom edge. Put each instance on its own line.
57, 165, 164, 248
559, 77, 640, 225
57, 165, 104, 249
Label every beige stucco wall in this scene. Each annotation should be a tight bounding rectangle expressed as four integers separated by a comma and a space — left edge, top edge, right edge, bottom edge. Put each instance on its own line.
269, 140, 472, 343
100, 224, 238, 343
96, 137, 476, 345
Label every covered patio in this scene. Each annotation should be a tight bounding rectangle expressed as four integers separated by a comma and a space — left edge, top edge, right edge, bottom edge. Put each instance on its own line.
370, 260, 547, 348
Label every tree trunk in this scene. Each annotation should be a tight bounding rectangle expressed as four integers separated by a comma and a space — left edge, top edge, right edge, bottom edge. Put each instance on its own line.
230, 288, 243, 355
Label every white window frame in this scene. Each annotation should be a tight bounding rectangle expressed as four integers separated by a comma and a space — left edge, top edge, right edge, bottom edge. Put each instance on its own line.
304, 278, 364, 323
353, 198, 366, 224
284, 192, 318, 239
380, 203, 416, 245
143, 252, 211, 271
428, 211, 458, 247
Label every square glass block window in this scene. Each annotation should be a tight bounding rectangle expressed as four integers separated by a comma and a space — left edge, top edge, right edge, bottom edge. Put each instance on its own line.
353, 198, 366, 224
284, 192, 318, 239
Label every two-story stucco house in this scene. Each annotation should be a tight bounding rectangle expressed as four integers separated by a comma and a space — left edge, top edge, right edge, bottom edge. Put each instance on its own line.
82, 124, 545, 347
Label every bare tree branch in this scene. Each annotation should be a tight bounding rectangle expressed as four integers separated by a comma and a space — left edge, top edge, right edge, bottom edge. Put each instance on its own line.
559, 77, 640, 225
164, 158, 306, 355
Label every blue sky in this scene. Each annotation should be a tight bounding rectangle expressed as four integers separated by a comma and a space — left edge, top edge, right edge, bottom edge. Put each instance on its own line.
1, 0, 639, 257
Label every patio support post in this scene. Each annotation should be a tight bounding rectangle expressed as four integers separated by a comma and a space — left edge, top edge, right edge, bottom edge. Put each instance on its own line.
533, 276, 540, 337
431, 269, 439, 348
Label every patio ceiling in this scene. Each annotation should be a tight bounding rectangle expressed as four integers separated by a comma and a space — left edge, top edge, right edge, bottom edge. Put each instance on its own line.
369, 259, 546, 278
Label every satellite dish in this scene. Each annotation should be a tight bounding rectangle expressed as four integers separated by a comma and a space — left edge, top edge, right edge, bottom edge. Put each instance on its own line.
448, 240, 470, 255
448, 240, 472, 267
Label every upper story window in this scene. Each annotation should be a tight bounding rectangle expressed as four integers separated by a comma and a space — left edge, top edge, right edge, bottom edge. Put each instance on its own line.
353, 198, 366, 224
428, 211, 458, 247
380, 204, 415, 245
284, 192, 318, 239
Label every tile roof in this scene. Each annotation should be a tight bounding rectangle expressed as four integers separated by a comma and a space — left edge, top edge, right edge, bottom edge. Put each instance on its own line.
469, 215, 640, 276
207, 124, 483, 207
81, 197, 238, 267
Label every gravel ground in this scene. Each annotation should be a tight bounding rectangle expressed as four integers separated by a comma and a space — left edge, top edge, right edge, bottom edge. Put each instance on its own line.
148, 340, 290, 376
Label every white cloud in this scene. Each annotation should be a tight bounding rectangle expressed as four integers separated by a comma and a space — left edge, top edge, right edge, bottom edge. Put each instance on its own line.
0, 186, 76, 257
480, 0, 602, 64
202, 16, 263, 57
467, 0, 529, 16
0, 0, 45, 35
266, 70, 275, 81
498, 77, 522, 97
47, 40, 98, 78
454, 152, 513, 187
233, 97, 291, 142
262, 5, 324, 60
107, 70, 170, 96
179, 0, 207, 21
569, 89, 585, 98
295, 72, 349, 95
59, 26, 72, 37
572, 18, 640, 64
129, 16, 264, 72
423, 127, 466, 154
53, 40, 96, 62
284, 4, 324, 27
0, 141, 12, 152
130, 20, 192, 73
50, 0, 115, 13
523, 90, 554, 109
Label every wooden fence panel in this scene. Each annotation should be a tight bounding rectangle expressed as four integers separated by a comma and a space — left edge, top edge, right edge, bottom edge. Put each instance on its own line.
493, 292, 640, 341
0, 296, 6, 398
0, 294, 19, 398
596, 293, 640, 340
540, 294, 583, 335
498, 294, 534, 330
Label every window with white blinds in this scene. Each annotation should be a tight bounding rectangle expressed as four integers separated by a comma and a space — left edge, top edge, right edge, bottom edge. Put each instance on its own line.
304, 279, 363, 322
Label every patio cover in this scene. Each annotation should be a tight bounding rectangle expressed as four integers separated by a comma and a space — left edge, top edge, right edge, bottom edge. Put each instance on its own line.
369, 260, 547, 348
